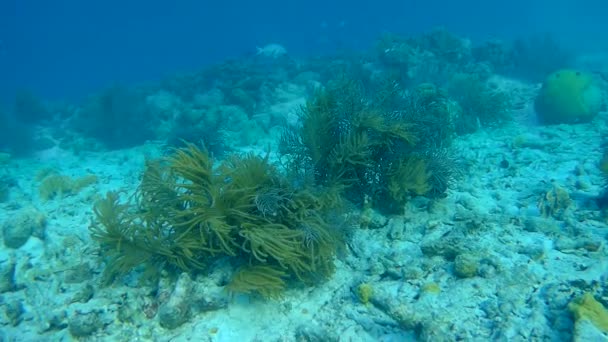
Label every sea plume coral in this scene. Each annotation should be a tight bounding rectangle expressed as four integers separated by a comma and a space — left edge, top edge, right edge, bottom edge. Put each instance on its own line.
90, 143, 348, 297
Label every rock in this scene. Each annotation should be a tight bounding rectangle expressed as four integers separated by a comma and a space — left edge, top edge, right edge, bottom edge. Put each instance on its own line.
454, 253, 479, 278
68, 310, 104, 337
39, 310, 67, 333
0, 260, 16, 293
64, 263, 94, 284
294, 324, 338, 342
420, 234, 466, 260
4, 300, 24, 326
158, 273, 193, 329
2, 207, 46, 248
190, 276, 228, 313
70, 284, 95, 304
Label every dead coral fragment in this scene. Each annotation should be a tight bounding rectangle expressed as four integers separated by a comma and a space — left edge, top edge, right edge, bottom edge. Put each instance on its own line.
538, 184, 571, 219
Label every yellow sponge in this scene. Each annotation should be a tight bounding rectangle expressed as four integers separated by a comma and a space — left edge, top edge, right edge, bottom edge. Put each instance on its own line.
568, 292, 608, 333
534, 69, 603, 124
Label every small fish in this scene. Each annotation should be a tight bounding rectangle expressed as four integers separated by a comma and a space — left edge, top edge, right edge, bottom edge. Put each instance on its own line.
255, 44, 287, 59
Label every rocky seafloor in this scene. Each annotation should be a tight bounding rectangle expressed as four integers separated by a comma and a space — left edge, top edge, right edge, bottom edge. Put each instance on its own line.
1, 86, 608, 342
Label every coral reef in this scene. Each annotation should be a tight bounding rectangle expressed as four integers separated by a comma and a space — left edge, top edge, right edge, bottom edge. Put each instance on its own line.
0, 110, 34, 156
447, 72, 512, 132
375, 28, 489, 87
72, 85, 156, 149
6, 26, 608, 341
473, 34, 573, 82
509, 34, 574, 82
13, 89, 51, 124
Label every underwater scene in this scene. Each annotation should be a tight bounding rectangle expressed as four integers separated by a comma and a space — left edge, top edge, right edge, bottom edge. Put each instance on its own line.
2, 1, 608, 341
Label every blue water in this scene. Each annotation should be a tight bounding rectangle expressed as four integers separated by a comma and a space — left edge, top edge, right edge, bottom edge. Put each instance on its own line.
2, 0, 607, 102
